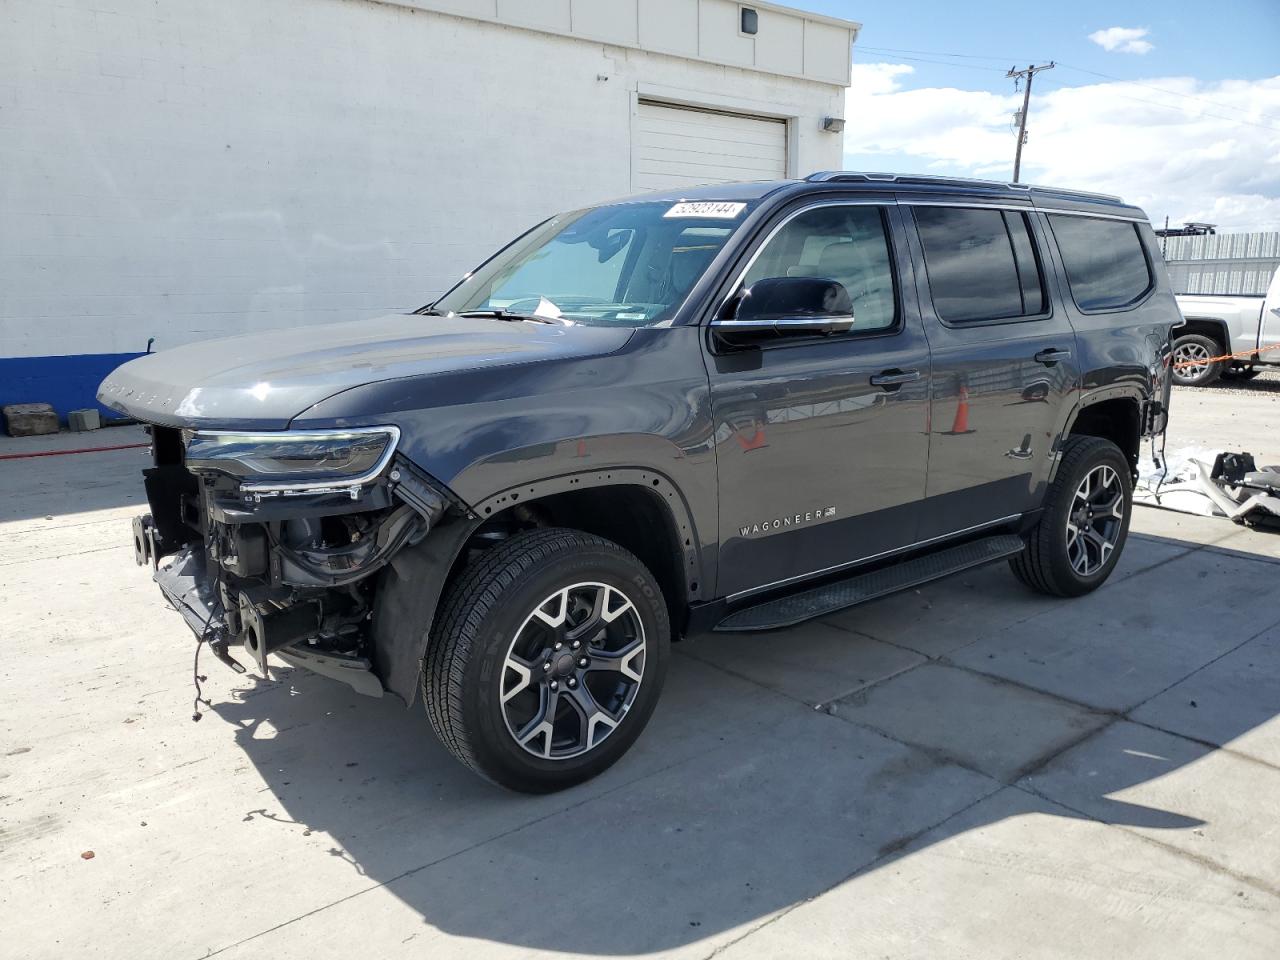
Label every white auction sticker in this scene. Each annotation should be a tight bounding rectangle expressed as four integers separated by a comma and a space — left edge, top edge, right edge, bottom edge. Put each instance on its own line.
663, 201, 747, 219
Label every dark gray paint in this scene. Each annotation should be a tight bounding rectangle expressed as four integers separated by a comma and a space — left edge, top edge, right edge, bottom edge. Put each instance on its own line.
101, 177, 1179, 696
99, 314, 634, 430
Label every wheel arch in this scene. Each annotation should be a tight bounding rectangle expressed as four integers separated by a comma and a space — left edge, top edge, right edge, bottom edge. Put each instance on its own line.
371, 469, 703, 707
469, 469, 704, 626
1059, 391, 1144, 477
1174, 316, 1230, 351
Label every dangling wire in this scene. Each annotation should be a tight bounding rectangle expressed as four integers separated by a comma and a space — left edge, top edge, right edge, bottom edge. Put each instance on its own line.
1152, 425, 1170, 501
191, 608, 217, 722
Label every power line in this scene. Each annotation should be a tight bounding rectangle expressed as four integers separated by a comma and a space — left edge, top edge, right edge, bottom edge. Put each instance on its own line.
1054, 62, 1280, 124
1033, 75, 1280, 133
854, 44, 1280, 134
859, 43, 1280, 124
858, 44, 1045, 64
857, 51, 1009, 74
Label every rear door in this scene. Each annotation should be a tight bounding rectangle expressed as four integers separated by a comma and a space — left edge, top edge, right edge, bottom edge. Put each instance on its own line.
903, 200, 1080, 540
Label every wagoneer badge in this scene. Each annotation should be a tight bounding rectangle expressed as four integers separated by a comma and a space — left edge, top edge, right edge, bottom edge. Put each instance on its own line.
740, 506, 836, 538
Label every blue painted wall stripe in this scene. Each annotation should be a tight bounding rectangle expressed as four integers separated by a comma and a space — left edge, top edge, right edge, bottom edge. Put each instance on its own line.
0, 353, 145, 423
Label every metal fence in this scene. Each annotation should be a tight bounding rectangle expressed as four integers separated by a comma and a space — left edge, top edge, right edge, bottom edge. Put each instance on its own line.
1161, 231, 1280, 296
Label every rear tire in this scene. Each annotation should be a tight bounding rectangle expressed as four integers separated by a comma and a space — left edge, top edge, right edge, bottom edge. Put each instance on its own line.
1170, 333, 1224, 387
424, 528, 670, 793
1221, 363, 1260, 381
1010, 436, 1132, 598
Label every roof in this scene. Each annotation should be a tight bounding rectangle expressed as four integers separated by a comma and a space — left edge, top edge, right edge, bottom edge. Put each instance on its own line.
614, 173, 1149, 220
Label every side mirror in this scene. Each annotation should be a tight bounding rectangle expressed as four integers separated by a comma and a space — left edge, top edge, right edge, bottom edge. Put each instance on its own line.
712, 276, 854, 340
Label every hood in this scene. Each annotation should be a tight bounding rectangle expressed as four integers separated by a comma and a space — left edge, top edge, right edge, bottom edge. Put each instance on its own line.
98, 314, 634, 429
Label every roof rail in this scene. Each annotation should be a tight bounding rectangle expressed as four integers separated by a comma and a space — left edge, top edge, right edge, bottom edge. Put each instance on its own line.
804, 171, 1122, 204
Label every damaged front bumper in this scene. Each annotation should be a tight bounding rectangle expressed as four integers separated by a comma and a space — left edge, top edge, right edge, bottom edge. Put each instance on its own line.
133, 424, 457, 697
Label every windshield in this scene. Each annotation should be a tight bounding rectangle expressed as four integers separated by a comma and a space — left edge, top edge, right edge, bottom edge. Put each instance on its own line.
431, 200, 754, 327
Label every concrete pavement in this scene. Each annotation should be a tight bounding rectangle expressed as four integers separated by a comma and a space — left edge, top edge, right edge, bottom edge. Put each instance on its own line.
3, 381, 1280, 959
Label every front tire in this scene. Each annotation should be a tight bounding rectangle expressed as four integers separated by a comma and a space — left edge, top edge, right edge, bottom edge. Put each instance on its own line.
1010, 436, 1133, 598
424, 528, 670, 792
1170, 333, 1224, 387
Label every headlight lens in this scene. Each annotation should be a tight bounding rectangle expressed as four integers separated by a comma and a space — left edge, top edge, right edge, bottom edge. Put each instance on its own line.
185, 427, 400, 491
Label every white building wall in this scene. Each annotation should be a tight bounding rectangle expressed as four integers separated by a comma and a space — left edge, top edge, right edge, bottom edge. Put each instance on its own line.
0, 0, 850, 365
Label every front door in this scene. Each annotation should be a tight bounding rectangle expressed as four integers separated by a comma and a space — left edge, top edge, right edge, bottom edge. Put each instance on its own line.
706, 201, 932, 600
903, 201, 1081, 540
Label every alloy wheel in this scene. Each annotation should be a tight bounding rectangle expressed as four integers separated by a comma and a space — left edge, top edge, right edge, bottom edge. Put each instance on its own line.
1173, 340, 1212, 381
1065, 464, 1125, 576
500, 582, 646, 760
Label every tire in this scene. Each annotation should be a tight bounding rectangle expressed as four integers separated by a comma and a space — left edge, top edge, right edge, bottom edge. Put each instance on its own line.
1010, 436, 1133, 598
423, 527, 670, 792
1221, 364, 1260, 381
1170, 333, 1225, 387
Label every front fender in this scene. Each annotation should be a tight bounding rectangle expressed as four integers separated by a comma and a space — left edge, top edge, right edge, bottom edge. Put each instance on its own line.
370, 513, 481, 705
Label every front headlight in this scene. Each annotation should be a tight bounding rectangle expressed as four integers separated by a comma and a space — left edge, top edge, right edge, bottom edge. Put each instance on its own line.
184, 426, 401, 493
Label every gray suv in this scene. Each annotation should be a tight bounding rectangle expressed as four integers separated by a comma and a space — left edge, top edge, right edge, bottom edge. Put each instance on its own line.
101, 173, 1178, 792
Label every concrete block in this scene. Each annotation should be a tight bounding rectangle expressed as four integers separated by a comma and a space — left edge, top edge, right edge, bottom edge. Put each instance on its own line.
68, 408, 101, 431
2, 402, 59, 437
1131, 624, 1280, 766
1022, 719, 1280, 889
684, 621, 923, 706
834, 662, 1110, 781
950, 549, 1280, 711
713, 786, 1280, 960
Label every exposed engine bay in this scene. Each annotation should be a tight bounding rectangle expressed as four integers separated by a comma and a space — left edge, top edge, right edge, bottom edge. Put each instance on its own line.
132, 425, 453, 698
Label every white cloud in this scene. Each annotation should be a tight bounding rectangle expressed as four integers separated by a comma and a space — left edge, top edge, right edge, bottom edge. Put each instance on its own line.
1089, 26, 1154, 55
843, 63, 1280, 230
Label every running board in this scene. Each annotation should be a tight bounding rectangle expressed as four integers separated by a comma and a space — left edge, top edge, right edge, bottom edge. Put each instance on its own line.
713, 534, 1025, 633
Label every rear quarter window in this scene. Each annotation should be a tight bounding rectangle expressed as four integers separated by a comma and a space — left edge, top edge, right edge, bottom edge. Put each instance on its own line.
1048, 215, 1152, 311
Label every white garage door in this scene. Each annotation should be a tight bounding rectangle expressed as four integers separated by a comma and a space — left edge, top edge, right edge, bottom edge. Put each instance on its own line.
633, 101, 788, 192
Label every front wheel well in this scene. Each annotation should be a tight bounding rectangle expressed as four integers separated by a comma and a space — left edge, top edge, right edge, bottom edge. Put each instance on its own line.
1067, 398, 1141, 474
452, 484, 693, 635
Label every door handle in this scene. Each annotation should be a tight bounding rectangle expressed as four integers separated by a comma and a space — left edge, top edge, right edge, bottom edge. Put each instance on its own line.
870, 368, 921, 388
1034, 348, 1072, 366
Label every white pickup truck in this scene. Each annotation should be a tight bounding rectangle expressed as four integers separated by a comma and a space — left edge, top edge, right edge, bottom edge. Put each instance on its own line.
1172, 265, 1280, 386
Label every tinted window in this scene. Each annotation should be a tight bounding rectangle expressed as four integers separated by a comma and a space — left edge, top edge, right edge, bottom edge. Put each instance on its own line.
1049, 215, 1152, 310
913, 207, 1045, 323
743, 205, 897, 333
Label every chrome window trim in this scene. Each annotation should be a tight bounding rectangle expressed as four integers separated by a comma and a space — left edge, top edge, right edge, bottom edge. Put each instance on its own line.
1045, 212, 1156, 314
711, 198, 901, 328
805, 172, 1124, 204
186, 425, 402, 494
726, 514, 1023, 602
896, 197, 1148, 224
711, 315, 856, 330
909, 204, 1053, 327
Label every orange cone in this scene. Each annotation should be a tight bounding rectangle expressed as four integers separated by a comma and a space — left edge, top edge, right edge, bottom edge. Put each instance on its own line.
942, 385, 975, 435
735, 423, 768, 451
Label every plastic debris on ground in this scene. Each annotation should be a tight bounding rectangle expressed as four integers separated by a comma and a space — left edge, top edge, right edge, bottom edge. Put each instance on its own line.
1136, 446, 1280, 529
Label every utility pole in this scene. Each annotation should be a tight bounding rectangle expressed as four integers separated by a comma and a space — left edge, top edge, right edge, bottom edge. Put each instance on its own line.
1006, 62, 1054, 182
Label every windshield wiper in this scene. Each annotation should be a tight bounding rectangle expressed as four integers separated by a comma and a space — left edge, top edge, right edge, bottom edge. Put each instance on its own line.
412, 305, 446, 316
457, 309, 560, 325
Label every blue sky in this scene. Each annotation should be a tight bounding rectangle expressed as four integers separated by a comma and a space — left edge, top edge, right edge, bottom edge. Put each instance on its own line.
794, 0, 1280, 228
806, 0, 1279, 87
